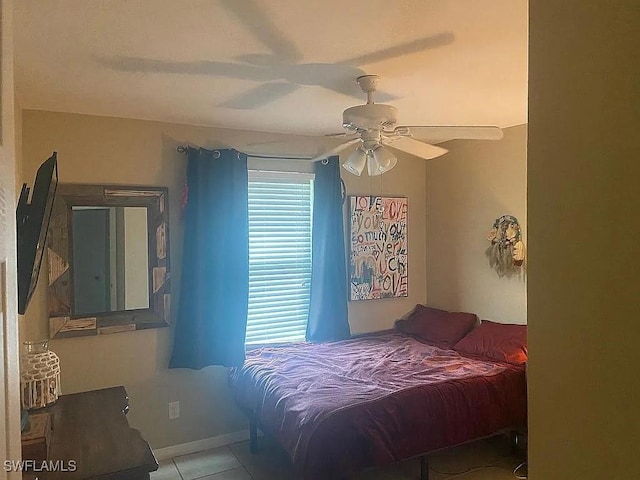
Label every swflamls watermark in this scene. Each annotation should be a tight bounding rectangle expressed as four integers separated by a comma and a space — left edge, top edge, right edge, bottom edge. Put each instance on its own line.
4, 460, 77, 472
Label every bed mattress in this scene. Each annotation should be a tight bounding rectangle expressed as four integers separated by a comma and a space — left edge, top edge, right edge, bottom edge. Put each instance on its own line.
230, 331, 526, 479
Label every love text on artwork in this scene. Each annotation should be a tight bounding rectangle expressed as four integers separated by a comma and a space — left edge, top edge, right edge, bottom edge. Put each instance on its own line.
349, 196, 408, 301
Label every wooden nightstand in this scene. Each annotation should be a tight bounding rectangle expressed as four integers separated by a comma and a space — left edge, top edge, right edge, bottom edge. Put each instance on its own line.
21, 412, 52, 463
23, 386, 157, 480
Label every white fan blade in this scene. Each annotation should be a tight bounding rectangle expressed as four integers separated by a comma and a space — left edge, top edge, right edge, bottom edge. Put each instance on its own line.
384, 136, 448, 160
396, 126, 504, 143
325, 132, 354, 138
311, 138, 360, 162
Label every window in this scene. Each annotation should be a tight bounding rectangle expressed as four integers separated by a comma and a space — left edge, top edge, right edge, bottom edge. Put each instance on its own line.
246, 171, 314, 345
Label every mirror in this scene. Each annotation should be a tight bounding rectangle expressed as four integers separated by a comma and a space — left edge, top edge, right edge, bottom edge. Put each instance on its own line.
71, 206, 150, 315
47, 185, 170, 338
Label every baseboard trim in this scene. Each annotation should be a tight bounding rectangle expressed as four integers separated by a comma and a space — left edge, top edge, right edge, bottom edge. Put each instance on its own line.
154, 429, 251, 461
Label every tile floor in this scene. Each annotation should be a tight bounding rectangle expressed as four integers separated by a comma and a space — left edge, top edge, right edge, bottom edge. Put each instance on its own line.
152, 435, 526, 480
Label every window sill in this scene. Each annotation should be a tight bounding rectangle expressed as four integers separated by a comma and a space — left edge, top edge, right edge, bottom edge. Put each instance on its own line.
245, 340, 307, 351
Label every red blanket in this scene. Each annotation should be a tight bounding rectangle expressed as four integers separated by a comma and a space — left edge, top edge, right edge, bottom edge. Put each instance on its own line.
230, 331, 526, 479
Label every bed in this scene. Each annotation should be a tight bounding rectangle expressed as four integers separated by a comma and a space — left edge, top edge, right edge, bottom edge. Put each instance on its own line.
229, 308, 527, 480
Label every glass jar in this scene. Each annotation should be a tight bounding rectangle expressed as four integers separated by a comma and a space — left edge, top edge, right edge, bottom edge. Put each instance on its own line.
20, 340, 61, 409
24, 339, 50, 354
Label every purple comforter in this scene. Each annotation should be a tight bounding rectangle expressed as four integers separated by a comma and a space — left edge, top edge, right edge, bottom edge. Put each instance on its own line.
230, 331, 526, 479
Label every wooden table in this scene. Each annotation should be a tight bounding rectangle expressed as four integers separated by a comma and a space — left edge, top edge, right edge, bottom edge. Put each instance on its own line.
33, 386, 157, 480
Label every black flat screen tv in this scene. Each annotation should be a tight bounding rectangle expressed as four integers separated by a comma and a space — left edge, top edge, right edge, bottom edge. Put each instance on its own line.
16, 152, 58, 314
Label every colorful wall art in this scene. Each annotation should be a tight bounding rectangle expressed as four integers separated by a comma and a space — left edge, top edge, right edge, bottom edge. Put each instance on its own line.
349, 196, 408, 300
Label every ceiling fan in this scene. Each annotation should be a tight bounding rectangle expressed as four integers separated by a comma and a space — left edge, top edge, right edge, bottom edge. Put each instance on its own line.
310, 75, 504, 176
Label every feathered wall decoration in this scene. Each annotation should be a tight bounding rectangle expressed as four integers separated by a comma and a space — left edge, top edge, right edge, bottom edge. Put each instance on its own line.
486, 215, 525, 277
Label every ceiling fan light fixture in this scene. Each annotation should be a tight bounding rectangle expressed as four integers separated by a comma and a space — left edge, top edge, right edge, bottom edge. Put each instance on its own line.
343, 147, 367, 176
311, 76, 503, 175
368, 146, 398, 176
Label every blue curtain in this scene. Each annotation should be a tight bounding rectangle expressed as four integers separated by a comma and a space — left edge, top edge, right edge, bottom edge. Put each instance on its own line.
169, 148, 249, 368
306, 156, 351, 342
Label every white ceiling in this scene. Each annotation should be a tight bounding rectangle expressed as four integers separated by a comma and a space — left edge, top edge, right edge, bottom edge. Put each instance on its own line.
15, 0, 528, 136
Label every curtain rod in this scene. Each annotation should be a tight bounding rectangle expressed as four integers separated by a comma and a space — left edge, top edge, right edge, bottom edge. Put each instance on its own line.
176, 145, 314, 162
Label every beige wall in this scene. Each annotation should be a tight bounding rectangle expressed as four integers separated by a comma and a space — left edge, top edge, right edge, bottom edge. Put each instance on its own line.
21, 110, 250, 449
14, 95, 23, 197
123, 207, 150, 310
425, 125, 527, 324
1, 0, 23, 470
343, 153, 427, 333
528, 2, 639, 479
20, 109, 427, 448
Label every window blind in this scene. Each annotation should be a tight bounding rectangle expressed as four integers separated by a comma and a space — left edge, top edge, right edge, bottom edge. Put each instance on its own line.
246, 172, 314, 345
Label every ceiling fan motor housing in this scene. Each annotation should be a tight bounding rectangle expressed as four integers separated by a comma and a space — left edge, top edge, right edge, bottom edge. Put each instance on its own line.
342, 104, 398, 131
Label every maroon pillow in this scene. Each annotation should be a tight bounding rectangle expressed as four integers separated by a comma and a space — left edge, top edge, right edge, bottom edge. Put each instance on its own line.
395, 305, 478, 349
453, 320, 527, 365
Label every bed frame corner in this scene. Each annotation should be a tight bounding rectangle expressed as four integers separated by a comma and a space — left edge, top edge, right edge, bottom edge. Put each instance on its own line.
420, 455, 429, 480
249, 415, 258, 454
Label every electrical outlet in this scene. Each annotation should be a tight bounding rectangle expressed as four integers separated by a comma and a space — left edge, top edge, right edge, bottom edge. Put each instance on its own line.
168, 401, 180, 420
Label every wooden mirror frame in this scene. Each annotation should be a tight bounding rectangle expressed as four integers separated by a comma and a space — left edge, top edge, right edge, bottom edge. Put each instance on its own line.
47, 184, 171, 339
